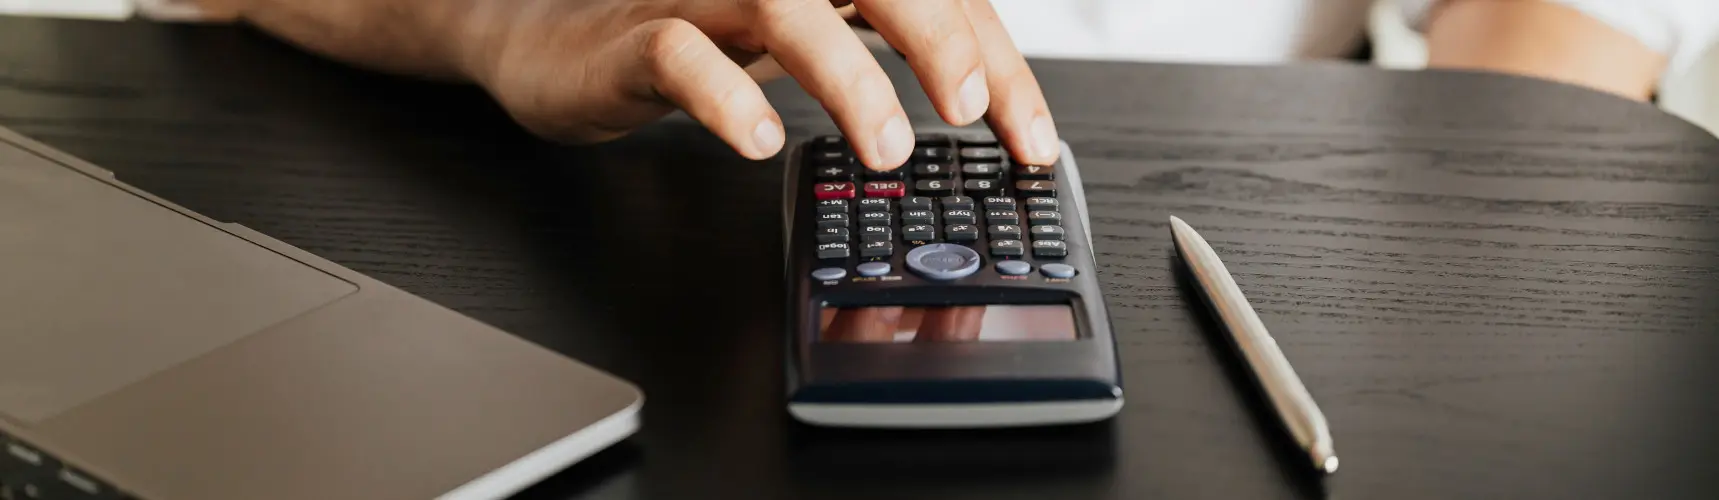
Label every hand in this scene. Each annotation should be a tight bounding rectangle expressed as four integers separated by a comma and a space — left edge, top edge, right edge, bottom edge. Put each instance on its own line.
457, 0, 1061, 169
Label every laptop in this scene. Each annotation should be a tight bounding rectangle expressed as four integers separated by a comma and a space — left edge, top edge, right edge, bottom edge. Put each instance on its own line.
0, 125, 643, 500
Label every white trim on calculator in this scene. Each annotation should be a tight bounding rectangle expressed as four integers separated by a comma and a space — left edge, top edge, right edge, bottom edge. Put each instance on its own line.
789, 399, 1123, 428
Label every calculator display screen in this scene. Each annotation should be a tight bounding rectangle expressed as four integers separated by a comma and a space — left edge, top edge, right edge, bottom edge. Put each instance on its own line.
817, 305, 1077, 343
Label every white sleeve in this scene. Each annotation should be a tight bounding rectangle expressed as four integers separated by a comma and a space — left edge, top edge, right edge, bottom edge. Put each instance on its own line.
1395, 0, 1719, 74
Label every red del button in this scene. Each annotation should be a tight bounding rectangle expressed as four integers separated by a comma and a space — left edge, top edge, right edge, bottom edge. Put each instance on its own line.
814, 182, 856, 200
863, 181, 906, 198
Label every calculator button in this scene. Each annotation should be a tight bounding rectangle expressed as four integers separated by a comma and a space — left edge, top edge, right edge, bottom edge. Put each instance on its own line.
818, 220, 848, 229
856, 198, 891, 211
986, 210, 1019, 225
816, 227, 849, 243
1030, 225, 1065, 240
812, 267, 847, 280
814, 182, 856, 200
988, 224, 1023, 240
914, 146, 954, 162
863, 168, 906, 180
915, 179, 954, 196
901, 197, 933, 212
817, 212, 849, 226
859, 211, 892, 226
1015, 180, 1056, 198
960, 147, 1004, 162
983, 197, 1016, 211
1028, 210, 1062, 226
816, 199, 849, 214
963, 179, 1002, 197
814, 165, 853, 181
812, 135, 847, 149
902, 224, 937, 241
1025, 197, 1059, 211
1041, 263, 1077, 278
943, 210, 977, 225
1032, 240, 1068, 257
957, 131, 998, 146
946, 224, 979, 241
861, 241, 894, 257
1015, 164, 1055, 180
816, 243, 851, 259
905, 243, 983, 280
901, 210, 937, 226
915, 133, 951, 145
863, 180, 906, 198
940, 196, 975, 211
914, 162, 954, 178
995, 260, 1032, 276
811, 150, 855, 166
962, 163, 1002, 178
860, 225, 892, 242
990, 239, 1025, 256
857, 261, 892, 277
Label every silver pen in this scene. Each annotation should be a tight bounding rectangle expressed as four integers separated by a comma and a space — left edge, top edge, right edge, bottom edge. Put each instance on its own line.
1169, 216, 1339, 475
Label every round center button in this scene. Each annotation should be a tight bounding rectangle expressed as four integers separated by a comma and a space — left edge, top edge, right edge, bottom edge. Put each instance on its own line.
905, 243, 982, 280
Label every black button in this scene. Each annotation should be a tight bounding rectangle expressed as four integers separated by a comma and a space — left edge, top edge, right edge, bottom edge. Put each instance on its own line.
946, 224, 979, 241
1025, 197, 1058, 211
940, 196, 975, 211
986, 210, 1019, 225
811, 150, 855, 166
944, 209, 977, 225
861, 241, 894, 257
957, 131, 998, 146
990, 239, 1025, 256
902, 224, 936, 241
863, 167, 905, 180
1015, 164, 1055, 180
988, 224, 1023, 240
983, 197, 1016, 211
915, 179, 954, 196
914, 162, 954, 178
962, 163, 1002, 178
860, 226, 892, 242
816, 199, 849, 214
914, 146, 954, 162
856, 198, 891, 211
817, 242, 851, 259
1015, 180, 1056, 198
915, 133, 951, 145
817, 212, 849, 225
901, 210, 936, 225
859, 211, 892, 226
813, 165, 853, 181
960, 147, 1005, 162
1032, 240, 1068, 257
1028, 210, 1061, 226
963, 179, 1002, 196
901, 197, 933, 212
1030, 225, 1065, 240
813, 135, 847, 149
817, 227, 849, 243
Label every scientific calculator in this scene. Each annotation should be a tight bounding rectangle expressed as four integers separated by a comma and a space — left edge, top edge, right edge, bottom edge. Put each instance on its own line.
781, 129, 1123, 428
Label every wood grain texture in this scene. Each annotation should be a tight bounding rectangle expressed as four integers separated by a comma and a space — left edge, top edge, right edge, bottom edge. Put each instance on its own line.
4, 16, 1719, 500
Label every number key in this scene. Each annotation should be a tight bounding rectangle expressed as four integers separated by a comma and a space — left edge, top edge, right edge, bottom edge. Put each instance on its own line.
914, 162, 953, 178
915, 146, 953, 162
962, 163, 1002, 178
964, 179, 1001, 197
1015, 180, 1056, 198
915, 179, 954, 196
1015, 164, 1055, 180
960, 147, 1004, 161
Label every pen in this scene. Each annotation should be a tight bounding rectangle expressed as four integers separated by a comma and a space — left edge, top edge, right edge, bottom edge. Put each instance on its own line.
1169, 216, 1339, 475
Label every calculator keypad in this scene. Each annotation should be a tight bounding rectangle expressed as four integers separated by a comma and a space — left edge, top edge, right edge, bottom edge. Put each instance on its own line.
805, 133, 1074, 278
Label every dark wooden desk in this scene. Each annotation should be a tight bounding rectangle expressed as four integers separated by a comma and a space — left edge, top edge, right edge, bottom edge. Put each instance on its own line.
5, 15, 1719, 500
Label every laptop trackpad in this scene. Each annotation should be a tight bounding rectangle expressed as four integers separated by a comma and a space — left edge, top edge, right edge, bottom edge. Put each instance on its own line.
0, 148, 357, 423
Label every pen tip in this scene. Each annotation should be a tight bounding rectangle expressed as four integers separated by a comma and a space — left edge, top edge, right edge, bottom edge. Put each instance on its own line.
1314, 452, 1339, 474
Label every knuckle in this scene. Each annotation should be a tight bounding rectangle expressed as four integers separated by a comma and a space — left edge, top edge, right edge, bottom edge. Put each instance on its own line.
752, 0, 813, 26
637, 18, 700, 63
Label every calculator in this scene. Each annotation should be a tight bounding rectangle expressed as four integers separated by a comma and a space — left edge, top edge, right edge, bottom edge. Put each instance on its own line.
781, 129, 1123, 428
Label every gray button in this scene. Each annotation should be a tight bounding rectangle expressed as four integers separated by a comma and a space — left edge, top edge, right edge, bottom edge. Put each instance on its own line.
812, 267, 847, 281
857, 262, 891, 277
996, 260, 1032, 276
906, 243, 983, 280
1041, 263, 1077, 279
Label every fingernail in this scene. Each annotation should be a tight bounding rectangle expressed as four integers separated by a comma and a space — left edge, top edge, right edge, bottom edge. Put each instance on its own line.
875, 115, 913, 169
1030, 114, 1059, 161
957, 70, 989, 124
752, 118, 784, 157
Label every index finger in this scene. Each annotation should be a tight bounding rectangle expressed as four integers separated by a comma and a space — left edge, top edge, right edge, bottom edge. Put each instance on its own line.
962, 0, 1060, 165
853, 0, 989, 126
754, 0, 915, 170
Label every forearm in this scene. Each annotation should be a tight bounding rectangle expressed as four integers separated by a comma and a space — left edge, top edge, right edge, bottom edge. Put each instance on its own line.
1423, 0, 1667, 100
199, 0, 499, 81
